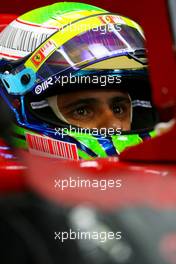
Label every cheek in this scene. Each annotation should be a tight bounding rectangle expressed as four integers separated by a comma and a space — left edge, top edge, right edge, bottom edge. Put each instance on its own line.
66, 117, 97, 129
122, 117, 131, 130
121, 107, 132, 130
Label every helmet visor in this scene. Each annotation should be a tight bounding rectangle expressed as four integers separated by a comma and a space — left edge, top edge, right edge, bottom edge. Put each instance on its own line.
37, 24, 145, 80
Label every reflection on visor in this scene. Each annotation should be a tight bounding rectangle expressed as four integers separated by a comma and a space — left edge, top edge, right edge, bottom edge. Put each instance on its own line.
38, 24, 144, 79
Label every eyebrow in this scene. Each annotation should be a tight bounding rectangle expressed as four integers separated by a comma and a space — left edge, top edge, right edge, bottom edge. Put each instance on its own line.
61, 95, 131, 110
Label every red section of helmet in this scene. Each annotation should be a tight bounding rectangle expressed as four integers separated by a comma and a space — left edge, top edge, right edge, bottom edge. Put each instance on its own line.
0, 13, 17, 31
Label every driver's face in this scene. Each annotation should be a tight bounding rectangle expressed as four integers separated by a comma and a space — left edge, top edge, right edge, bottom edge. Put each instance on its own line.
57, 90, 131, 130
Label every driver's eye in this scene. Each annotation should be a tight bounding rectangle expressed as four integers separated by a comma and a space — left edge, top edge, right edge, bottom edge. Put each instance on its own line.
75, 107, 89, 116
72, 106, 93, 120
112, 103, 125, 114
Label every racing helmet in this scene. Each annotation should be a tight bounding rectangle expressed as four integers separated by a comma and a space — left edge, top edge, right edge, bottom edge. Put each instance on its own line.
0, 2, 158, 160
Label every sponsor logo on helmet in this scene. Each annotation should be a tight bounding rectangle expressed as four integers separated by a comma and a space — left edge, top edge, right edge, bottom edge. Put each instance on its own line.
26, 133, 79, 160
35, 77, 54, 95
99, 15, 125, 25
31, 40, 56, 68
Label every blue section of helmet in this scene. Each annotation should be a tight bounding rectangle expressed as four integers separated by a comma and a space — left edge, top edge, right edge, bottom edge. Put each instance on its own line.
139, 132, 151, 140
97, 137, 118, 156
20, 96, 28, 122
74, 69, 147, 77
0, 86, 23, 125
0, 68, 36, 95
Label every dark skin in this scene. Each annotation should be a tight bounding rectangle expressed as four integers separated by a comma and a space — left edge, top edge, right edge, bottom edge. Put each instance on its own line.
57, 89, 132, 130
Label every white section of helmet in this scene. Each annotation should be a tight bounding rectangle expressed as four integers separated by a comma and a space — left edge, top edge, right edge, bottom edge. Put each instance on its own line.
47, 96, 69, 124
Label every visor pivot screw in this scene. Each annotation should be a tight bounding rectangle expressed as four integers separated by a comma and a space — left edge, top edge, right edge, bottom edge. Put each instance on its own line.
21, 74, 31, 85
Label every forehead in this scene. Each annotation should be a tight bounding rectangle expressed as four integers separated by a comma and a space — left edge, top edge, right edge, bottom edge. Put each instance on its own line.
59, 89, 130, 100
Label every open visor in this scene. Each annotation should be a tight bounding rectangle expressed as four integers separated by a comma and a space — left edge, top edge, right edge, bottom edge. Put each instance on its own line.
37, 23, 146, 80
